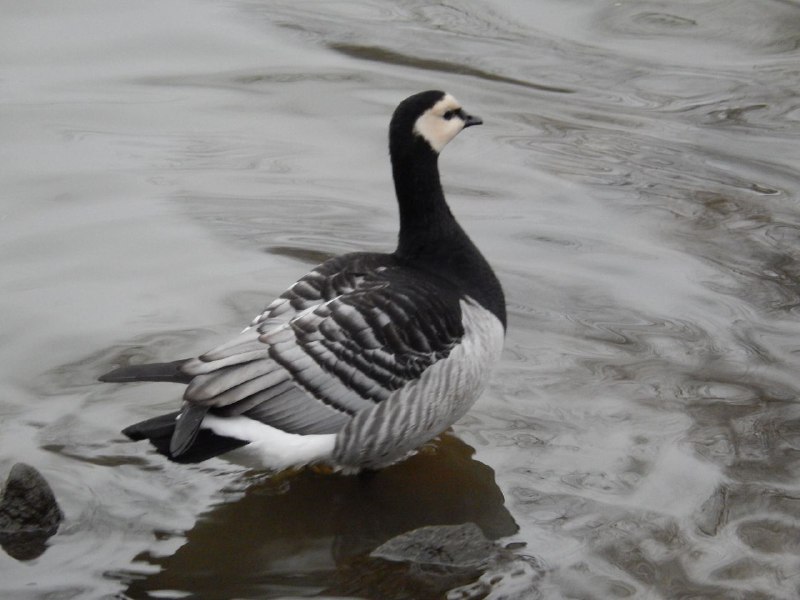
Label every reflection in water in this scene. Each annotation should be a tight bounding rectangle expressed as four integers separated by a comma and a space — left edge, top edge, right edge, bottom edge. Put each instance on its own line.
122, 435, 516, 598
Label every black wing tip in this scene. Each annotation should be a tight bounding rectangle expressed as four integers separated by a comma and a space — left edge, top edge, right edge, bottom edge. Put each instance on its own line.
168, 405, 210, 457
98, 367, 133, 383
98, 359, 193, 384
122, 411, 182, 441
122, 411, 247, 464
121, 424, 144, 440
169, 436, 194, 458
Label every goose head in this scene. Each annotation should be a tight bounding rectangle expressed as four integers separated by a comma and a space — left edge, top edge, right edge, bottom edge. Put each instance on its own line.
389, 90, 482, 158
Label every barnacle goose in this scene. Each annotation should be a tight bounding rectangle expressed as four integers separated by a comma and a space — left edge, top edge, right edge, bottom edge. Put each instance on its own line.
100, 90, 506, 472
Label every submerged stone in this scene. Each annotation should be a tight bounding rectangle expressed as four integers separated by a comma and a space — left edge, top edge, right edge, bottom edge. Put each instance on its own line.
370, 522, 496, 569
0, 463, 64, 560
327, 523, 545, 599
354, 523, 546, 599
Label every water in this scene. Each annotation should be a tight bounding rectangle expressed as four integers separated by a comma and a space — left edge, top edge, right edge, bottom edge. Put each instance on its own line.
2, 0, 799, 597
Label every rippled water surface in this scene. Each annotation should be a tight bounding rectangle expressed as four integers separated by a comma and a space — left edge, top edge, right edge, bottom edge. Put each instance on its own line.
2, 0, 800, 598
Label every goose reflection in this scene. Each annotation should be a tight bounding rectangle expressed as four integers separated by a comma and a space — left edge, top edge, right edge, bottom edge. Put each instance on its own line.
125, 434, 517, 599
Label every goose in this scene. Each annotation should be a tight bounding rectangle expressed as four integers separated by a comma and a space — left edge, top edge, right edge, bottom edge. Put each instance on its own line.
100, 90, 506, 473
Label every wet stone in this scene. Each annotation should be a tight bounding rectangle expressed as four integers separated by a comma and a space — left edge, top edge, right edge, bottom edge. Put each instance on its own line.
360, 523, 545, 600
370, 522, 497, 569
0, 463, 64, 560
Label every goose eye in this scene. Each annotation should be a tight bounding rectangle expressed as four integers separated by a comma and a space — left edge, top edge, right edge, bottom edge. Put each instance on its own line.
443, 110, 455, 120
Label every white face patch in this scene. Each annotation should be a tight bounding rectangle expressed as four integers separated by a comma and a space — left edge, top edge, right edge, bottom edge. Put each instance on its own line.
413, 93, 469, 153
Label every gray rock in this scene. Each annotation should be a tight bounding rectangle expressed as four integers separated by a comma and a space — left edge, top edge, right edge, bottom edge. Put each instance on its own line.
0, 463, 64, 560
370, 522, 496, 569
368, 523, 545, 600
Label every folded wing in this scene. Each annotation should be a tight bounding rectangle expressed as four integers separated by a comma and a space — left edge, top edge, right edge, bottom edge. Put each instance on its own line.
171, 253, 465, 456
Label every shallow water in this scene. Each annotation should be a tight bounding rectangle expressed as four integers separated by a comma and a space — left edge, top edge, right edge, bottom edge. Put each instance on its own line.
2, 0, 800, 598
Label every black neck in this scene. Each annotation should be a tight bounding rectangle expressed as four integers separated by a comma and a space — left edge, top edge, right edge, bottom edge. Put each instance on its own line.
392, 142, 462, 257
390, 137, 507, 329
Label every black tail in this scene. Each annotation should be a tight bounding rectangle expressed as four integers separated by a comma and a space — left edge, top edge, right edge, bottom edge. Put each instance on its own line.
122, 410, 248, 464
104, 360, 248, 463
99, 359, 193, 384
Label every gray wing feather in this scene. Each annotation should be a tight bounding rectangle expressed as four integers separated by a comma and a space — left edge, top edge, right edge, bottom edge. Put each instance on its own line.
176, 252, 465, 437
241, 386, 349, 434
